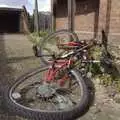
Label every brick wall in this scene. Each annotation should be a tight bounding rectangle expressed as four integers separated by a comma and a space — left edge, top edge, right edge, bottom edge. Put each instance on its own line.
55, 0, 120, 41
75, 0, 99, 32
19, 12, 24, 33
55, 0, 68, 30
56, 18, 68, 30
19, 11, 29, 33
109, 0, 120, 33
99, 0, 120, 43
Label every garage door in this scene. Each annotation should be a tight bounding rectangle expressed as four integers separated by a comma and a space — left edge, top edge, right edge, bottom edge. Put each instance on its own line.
0, 10, 20, 33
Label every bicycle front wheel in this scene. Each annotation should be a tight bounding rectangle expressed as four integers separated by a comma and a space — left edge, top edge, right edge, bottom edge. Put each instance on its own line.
39, 29, 79, 65
4, 66, 90, 120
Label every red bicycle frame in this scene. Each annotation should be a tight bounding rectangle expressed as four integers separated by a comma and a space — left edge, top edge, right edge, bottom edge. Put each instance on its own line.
45, 59, 73, 86
44, 41, 87, 86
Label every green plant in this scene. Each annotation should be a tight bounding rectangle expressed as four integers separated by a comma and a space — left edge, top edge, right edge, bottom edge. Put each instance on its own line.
90, 45, 120, 91
88, 46, 102, 75
29, 31, 48, 46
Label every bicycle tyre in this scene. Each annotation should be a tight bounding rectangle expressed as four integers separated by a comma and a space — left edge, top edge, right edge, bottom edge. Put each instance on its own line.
3, 66, 90, 120
39, 29, 79, 65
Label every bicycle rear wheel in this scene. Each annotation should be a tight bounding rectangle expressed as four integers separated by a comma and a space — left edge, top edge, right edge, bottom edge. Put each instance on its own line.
39, 29, 79, 65
4, 66, 90, 120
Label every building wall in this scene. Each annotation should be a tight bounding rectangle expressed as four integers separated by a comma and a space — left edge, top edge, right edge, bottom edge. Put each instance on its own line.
19, 12, 24, 33
38, 12, 51, 31
0, 10, 21, 33
75, 0, 99, 32
109, 0, 120, 34
98, 0, 120, 43
20, 9, 30, 33
75, 0, 99, 39
0, 8, 29, 33
55, 0, 68, 30
55, 0, 120, 41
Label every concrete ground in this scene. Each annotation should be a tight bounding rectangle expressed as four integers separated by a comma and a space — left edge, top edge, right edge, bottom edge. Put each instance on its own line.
0, 34, 120, 120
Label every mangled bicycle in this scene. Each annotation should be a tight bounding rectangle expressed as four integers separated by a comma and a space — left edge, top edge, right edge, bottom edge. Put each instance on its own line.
4, 29, 108, 120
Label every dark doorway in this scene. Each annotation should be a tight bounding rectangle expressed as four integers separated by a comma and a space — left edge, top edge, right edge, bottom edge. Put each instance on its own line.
0, 10, 20, 33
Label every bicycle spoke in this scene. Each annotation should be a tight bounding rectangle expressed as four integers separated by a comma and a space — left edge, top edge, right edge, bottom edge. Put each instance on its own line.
10, 66, 83, 112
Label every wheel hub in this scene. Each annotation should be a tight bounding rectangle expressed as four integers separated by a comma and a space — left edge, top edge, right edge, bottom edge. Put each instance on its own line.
37, 83, 56, 98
